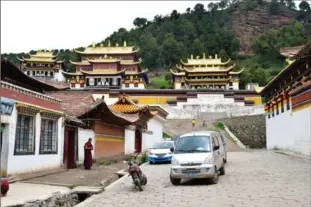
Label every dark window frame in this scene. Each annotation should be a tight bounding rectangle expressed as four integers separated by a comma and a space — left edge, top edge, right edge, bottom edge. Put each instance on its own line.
39, 118, 58, 154
14, 114, 35, 155
276, 102, 279, 115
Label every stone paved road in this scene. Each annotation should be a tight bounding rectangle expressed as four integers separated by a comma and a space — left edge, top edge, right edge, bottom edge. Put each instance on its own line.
77, 150, 310, 207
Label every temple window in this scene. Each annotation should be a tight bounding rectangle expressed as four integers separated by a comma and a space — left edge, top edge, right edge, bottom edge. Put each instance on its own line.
14, 114, 35, 155
27, 71, 30, 75
45, 64, 48, 67
134, 83, 138, 87
50, 72, 53, 77
39, 119, 58, 154
45, 71, 48, 76
125, 83, 129, 88
276, 103, 279, 115
32, 71, 35, 76
281, 98, 284, 113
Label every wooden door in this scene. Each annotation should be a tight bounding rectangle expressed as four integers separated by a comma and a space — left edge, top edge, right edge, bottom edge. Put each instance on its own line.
135, 129, 142, 153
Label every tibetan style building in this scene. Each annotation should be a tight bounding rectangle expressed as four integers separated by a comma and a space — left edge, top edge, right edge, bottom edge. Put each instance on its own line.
170, 53, 243, 90
62, 41, 148, 90
17, 50, 65, 81
261, 42, 311, 156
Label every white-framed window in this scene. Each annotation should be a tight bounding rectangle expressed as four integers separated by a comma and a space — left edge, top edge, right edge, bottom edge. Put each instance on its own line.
39, 118, 58, 154
14, 114, 35, 155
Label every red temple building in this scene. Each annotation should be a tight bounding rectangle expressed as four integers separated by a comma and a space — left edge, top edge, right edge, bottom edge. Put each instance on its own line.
62, 41, 148, 89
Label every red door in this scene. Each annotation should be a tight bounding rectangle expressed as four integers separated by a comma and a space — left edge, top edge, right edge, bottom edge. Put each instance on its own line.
135, 129, 142, 153
64, 127, 77, 169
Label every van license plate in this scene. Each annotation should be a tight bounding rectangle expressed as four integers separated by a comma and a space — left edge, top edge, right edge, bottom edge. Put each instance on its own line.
184, 172, 197, 177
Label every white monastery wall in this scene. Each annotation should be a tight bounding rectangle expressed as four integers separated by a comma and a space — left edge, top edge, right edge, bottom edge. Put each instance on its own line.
266, 106, 311, 156
77, 128, 95, 163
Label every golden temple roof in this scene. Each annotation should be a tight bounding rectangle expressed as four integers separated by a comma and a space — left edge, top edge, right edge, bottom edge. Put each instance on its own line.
177, 63, 236, 73
86, 57, 121, 63
170, 69, 185, 76
30, 51, 58, 58
109, 95, 149, 114
125, 69, 148, 75
185, 77, 230, 82
75, 41, 139, 55
69, 60, 91, 65
80, 69, 126, 75
120, 59, 142, 65
229, 68, 244, 75
61, 71, 82, 76
181, 53, 231, 66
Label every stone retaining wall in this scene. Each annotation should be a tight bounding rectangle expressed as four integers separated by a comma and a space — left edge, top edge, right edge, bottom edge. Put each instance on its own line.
218, 114, 266, 148
19, 192, 80, 207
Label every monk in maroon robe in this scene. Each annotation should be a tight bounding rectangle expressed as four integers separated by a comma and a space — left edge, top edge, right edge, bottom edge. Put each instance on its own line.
84, 138, 93, 170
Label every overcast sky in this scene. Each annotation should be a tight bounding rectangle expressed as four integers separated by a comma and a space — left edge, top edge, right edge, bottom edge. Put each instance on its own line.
1, 1, 211, 54
1, 1, 306, 54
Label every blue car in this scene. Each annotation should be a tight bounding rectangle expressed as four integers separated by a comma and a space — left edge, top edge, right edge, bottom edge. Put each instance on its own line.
148, 141, 175, 164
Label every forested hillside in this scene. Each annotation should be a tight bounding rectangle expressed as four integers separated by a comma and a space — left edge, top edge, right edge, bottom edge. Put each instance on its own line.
2, 0, 311, 89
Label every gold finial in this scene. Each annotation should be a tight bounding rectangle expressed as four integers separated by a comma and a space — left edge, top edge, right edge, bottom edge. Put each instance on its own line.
196, 56, 200, 59
116, 43, 119, 47
124, 41, 127, 47
108, 40, 111, 47
209, 55, 212, 59
215, 54, 218, 59
191, 54, 193, 59
92, 42, 95, 48
104, 54, 107, 59
100, 43, 103, 47
203, 52, 206, 59
109, 56, 112, 59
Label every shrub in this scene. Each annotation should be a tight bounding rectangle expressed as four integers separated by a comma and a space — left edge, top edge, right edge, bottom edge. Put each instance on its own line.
139, 151, 148, 164
215, 121, 225, 130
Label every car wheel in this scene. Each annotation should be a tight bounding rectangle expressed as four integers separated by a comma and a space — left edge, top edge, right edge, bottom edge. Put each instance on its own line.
219, 164, 225, 176
209, 167, 219, 184
149, 162, 153, 165
170, 175, 181, 185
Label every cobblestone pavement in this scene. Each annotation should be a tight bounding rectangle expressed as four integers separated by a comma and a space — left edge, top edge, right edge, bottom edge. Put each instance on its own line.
77, 150, 310, 207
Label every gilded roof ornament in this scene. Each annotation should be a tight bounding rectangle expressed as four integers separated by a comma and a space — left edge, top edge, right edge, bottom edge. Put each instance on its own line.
104, 54, 108, 59
215, 54, 218, 59
124, 41, 127, 47
108, 40, 111, 47
100, 43, 103, 47
209, 55, 212, 59
203, 52, 206, 59
191, 54, 193, 59
116, 43, 119, 47
92, 42, 95, 48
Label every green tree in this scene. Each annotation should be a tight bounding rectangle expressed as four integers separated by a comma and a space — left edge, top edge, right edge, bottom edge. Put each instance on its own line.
299, 0, 311, 12
133, 17, 147, 28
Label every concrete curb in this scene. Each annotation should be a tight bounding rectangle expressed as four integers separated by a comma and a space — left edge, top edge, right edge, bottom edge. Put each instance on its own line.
274, 150, 311, 160
223, 125, 246, 149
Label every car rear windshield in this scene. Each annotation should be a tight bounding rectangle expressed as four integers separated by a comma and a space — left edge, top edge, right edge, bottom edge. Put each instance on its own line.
152, 141, 174, 149
175, 136, 211, 153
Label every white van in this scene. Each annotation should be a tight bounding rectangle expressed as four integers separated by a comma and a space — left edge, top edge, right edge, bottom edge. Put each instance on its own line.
170, 131, 226, 185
